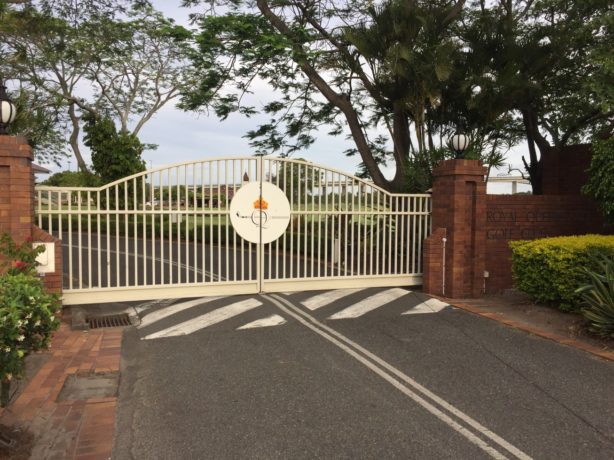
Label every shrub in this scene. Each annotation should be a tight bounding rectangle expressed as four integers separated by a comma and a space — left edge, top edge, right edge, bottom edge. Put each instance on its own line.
0, 233, 45, 275
576, 255, 614, 339
0, 234, 60, 407
510, 235, 614, 312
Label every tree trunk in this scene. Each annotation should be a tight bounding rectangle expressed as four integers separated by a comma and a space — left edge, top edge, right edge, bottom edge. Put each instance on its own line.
522, 109, 544, 195
389, 104, 412, 193
68, 103, 89, 172
256, 0, 393, 192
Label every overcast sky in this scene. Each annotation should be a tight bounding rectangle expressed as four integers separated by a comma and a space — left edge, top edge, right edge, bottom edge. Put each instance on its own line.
58, 0, 529, 193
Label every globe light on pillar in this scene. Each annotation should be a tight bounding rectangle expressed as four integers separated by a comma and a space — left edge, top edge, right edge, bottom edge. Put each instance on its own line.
449, 133, 470, 159
0, 83, 17, 135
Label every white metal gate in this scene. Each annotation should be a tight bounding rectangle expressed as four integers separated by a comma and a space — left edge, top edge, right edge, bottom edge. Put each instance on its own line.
35, 157, 431, 305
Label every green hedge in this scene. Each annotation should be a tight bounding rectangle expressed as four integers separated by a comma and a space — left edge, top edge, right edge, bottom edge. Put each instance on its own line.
510, 235, 614, 312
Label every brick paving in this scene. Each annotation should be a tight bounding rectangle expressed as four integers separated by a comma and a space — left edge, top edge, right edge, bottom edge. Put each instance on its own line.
0, 317, 124, 460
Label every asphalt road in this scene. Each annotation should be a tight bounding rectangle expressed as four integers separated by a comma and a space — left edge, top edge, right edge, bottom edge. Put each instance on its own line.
60, 232, 348, 290
111, 288, 614, 459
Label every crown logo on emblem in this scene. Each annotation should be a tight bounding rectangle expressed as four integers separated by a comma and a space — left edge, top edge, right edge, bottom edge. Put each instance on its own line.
253, 198, 268, 210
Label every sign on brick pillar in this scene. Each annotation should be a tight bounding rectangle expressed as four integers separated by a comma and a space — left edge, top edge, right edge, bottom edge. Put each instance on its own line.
423, 159, 487, 298
0, 136, 34, 244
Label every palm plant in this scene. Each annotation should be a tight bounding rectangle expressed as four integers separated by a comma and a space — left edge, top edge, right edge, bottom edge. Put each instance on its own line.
576, 255, 614, 339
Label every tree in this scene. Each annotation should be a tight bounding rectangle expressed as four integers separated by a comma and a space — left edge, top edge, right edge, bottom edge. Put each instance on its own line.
463, 0, 614, 193
183, 0, 612, 194
83, 113, 145, 184
86, 5, 193, 135
182, 0, 472, 193
583, 137, 614, 223
586, 7, 614, 115
272, 158, 321, 198
41, 170, 100, 187
2, 1, 129, 171
1, 1, 193, 172
7, 86, 69, 166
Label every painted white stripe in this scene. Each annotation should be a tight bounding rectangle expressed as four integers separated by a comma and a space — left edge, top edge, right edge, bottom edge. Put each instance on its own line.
328, 288, 409, 319
237, 314, 287, 330
403, 298, 450, 315
302, 288, 365, 311
267, 294, 532, 460
143, 298, 262, 340
138, 297, 222, 328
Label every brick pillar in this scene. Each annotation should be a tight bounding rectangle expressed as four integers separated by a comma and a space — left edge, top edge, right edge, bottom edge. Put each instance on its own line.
423, 159, 486, 298
0, 136, 62, 296
0, 136, 34, 243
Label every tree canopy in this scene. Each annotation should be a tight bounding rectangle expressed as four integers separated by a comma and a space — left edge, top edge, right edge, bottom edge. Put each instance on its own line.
182, 0, 613, 193
2, 0, 611, 193
83, 113, 145, 184
583, 137, 614, 223
1, 0, 193, 171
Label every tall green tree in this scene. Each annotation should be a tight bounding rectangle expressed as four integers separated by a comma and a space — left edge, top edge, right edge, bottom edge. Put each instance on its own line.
182, 0, 470, 193
41, 170, 100, 187
183, 0, 612, 194
1, 1, 193, 172
272, 158, 321, 198
462, 0, 613, 193
583, 137, 614, 223
586, 7, 614, 115
83, 113, 145, 184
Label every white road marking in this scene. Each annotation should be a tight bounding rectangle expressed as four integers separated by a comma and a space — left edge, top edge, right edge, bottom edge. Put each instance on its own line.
302, 288, 365, 311
267, 294, 532, 460
143, 298, 262, 340
328, 288, 409, 319
237, 314, 287, 330
138, 297, 222, 328
403, 298, 450, 315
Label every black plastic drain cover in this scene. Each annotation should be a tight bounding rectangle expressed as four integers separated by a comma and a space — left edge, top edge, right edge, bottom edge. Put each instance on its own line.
86, 313, 131, 329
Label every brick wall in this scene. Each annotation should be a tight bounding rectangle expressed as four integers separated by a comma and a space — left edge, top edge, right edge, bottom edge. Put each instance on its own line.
0, 166, 9, 232
541, 144, 592, 195
485, 194, 608, 293
424, 158, 610, 299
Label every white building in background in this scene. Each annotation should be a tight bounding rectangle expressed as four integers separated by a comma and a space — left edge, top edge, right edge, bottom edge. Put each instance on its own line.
487, 174, 531, 195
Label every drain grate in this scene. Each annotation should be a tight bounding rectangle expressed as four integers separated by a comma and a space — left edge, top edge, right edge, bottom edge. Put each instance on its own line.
86, 313, 131, 329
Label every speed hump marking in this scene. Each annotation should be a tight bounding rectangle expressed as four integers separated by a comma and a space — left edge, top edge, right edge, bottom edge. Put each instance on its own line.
229, 181, 291, 244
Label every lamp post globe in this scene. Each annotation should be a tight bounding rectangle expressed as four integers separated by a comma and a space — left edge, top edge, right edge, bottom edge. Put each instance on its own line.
449, 133, 470, 159
0, 83, 17, 135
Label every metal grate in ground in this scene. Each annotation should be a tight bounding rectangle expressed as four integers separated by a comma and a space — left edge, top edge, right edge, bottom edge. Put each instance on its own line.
86, 313, 131, 329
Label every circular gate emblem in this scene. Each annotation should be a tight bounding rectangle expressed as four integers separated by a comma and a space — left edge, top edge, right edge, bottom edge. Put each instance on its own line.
229, 182, 291, 244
